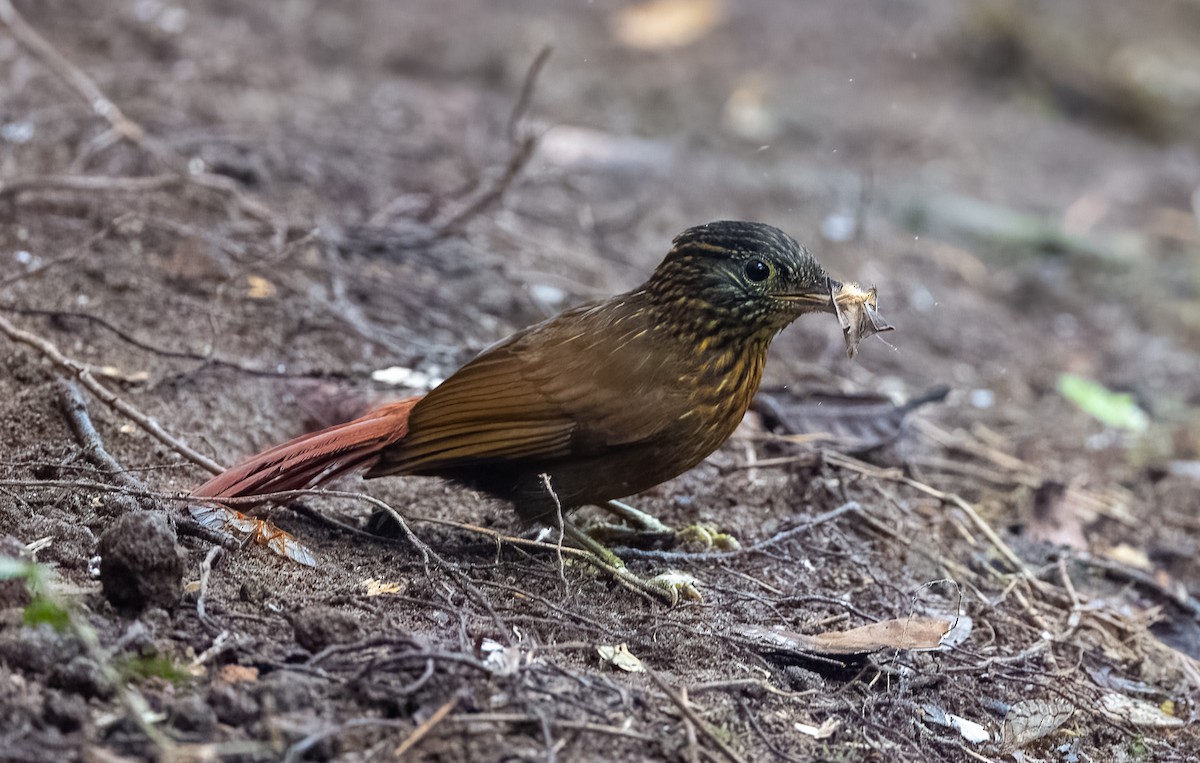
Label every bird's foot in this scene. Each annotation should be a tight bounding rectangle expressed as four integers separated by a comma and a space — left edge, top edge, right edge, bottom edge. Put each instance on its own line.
647, 570, 703, 604
563, 522, 697, 605
596, 499, 672, 533
591, 501, 738, 552
675, 522, 741, 552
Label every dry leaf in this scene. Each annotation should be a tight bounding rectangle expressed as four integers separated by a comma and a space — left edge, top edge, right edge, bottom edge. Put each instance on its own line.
245, 274, 277, 299
805, 617, 952, 654
754, 386, 948, 454
1100, 543, 1153, 570
1001, 699, 1074, 749
831, 281, 894, 358
597, 643, 646, 673
722, 73, 779, 142
922, 704, 990, 744
362, 578, 403, 596
794, 718, 840, 739
744, 616, 958, 658
1099, 693, 1185, 728
218, 664, 259, 684
612, 0, 722, 50
480, 639, 523, 677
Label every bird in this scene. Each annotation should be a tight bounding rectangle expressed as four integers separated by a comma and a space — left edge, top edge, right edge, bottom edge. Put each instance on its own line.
195, 221, 851, 597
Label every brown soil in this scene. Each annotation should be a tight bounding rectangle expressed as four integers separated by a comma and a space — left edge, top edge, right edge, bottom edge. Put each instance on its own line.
2, 0, 1199, 761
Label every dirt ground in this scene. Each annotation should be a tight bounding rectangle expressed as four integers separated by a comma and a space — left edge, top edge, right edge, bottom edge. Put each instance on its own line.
2, 0, 1200, 760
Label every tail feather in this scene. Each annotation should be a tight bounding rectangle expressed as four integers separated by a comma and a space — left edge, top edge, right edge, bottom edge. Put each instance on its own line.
193, 397, 421, 500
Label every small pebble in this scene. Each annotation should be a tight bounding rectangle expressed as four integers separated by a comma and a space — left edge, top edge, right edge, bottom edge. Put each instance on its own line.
98, 511, 186, 610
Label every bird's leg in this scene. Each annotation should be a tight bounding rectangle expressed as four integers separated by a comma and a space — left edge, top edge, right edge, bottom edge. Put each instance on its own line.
596, 499, 672, 533
562, 522, 700, 605
590, 500, 741, 552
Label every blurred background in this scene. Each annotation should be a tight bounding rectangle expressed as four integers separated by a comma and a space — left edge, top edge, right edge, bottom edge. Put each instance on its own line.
3, 0, 1200, 759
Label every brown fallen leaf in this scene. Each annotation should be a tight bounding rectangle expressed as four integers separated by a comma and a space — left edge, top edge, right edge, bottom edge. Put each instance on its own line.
612, 0, 723, 51
743, 616, 958, 657
831, 281, 894, 358
363, 578, 404, 596
1001, 699, 1074, 750
218, 664, 259, 684
753, 386, 949, 454
245, 274, 277, 299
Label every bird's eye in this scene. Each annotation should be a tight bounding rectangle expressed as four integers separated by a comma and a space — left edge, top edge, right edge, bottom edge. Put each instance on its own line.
744, 258, 771, 283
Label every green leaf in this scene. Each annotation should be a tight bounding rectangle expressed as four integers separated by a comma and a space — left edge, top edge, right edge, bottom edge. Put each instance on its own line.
117, 654, 191, 685
23, 595, 71, 632
1057, 373, 1149, 432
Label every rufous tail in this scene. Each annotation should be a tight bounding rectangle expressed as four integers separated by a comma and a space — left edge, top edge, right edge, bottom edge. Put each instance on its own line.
193, 397, 421, 500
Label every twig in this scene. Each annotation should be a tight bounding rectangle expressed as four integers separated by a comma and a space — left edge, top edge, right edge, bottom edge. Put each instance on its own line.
282, 718, 410, 763
414, 515, 660, 604
681, 686, 701, 763
196, 546, 224, 635
435, 46, 550, 235
0, 311, 225, 474
507, 46, 553, 142
0, 217, 126, 289
0, 0, 144, 142
0, 0, 286, 245
1075, 552, 1200, 620
445, 713, 654, 742
826, 451, 1035, 579
541, 472, 569, 588
56, 380, 146, 498
197, 488, 513, 641
0, 173, 180, 200
394, 696, 458, 758
645, 667, 747, 763
2, 305, 320, 378
735, 697, 805, 763
616, 502, 860, 563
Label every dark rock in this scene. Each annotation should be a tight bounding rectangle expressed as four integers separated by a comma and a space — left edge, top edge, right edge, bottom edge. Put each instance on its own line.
255, 670, 324, 713
239, 578, 267, 604
0, 626, 79, 674
49, 655, 114, 700
169, 693, 218, 736
288, 606, 363, 653
43, 689, 88, 732
98, 512, 186, 610
0, 535, 32, 610
209, 683, 260, 727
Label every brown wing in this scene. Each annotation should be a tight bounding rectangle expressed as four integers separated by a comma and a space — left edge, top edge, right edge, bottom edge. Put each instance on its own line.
367, 294, 694, 476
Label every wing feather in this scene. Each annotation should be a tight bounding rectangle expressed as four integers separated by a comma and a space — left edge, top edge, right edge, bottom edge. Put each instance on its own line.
369, 295, 695, 476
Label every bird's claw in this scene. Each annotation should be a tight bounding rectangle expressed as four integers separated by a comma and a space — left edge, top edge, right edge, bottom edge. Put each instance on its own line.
647, 570, 703, 604
675, 522, 741, 552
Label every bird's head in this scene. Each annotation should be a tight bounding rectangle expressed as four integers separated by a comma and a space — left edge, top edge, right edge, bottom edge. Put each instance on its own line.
646, 221, 839, 336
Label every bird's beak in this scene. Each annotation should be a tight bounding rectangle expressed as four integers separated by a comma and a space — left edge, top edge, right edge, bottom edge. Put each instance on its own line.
777, 276, 842, 314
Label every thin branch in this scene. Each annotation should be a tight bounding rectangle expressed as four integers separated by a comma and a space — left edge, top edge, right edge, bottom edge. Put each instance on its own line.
0, 173, 180, 200
393, 696, 458, 758
645, 667, 747, 763
0, 311, 225, 473
615, 502, 860, 563
2, 305, 329, 379
435, 46, 550, 235
0, 0, 144, 142
56, 380, 146, 495
196, 546, 224, 635
0, 215, 126, 290
541, 472, 569, 587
